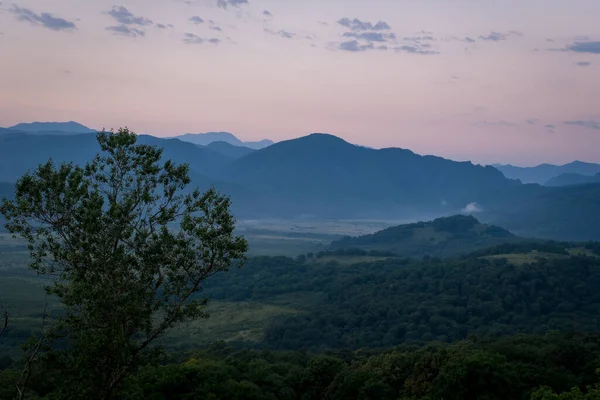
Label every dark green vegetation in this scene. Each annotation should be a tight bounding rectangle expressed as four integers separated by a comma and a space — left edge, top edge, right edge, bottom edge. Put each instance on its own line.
494, 161, 600, 185
4, 123, 600, 398
3, 334, 600, 400
0, 129, 247, 399
330, 214, 520, 258
3, 124, 600, 240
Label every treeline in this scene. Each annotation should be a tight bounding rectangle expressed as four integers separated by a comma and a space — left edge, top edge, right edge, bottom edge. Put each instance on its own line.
3, 333, 600, 399
204, 252, 600, 350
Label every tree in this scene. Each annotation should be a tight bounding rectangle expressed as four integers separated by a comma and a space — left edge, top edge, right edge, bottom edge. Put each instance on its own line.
0, 301, 7, 338
0, 128, 248, 399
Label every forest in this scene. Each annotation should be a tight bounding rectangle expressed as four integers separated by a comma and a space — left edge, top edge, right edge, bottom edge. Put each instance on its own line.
2, 130, 600, 399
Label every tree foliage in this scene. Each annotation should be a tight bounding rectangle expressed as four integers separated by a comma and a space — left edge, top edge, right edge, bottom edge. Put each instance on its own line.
0, 128, 248, 399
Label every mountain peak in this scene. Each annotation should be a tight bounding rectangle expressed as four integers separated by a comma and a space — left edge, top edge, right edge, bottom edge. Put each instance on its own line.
175, 131, 273, 150
8, 121, 95, 134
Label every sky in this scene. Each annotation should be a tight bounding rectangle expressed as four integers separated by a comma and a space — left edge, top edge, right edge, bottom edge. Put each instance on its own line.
1, 0, 600, 166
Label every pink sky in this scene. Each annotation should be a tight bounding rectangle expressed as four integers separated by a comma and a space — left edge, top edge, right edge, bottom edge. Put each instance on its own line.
1, 0, 599, 166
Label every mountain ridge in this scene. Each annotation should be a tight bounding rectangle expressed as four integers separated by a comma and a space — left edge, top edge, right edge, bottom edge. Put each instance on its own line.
7, 121, 96, 134
175, 131, 274, 149
494, 161, 600, 184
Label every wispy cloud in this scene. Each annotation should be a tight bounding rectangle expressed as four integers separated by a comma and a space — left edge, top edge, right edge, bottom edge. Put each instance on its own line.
394, 44, 439, 55
105, 25, 146, 37
568, 41, 600, 54
106, 25, 145, 37
343, 32, 396, 42
183, 33, 220, 45
264, 28, 296, 39
107, 6, 152, 26
263, 10, 273, 17
339, 40, 374, 52
564, 120, 600, 130
576, 61, 592, 67
479, 31, 522, 41
189, 16, 204, 24
9, 5, 76, 31
337, 18, 391, 32
183, 32, 203, 44
217, 0, 249, 9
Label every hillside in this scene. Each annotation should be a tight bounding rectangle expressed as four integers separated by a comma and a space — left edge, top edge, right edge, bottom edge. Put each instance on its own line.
545, 172, 600, 187
205, 141, 255, 158
175, 131, 274, 149
494, 161, 600, 184
0, 132, 233, 183
219, 133, 516, 218
330, 215, 521, 258
7, 121, 96, 134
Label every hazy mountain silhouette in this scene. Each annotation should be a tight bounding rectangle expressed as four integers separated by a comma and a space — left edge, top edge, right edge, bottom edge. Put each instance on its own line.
205, 141, 255, 158
330, 215, 520, 258
218, 133, 517, 218
3, 127, 600, 240
545, 172, 600, 187
175, 132, 274, 149
494, 161, 600, 184
7, 121, 96, 134
0, 132, 233, 183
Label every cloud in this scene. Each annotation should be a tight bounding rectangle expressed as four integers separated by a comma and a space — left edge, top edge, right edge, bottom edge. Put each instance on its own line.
576, 61, 592, 67
403, 35, 435, 42
217, 0, 248, 9
263, 10, 273, 17
189, 15, 204, 24
208, 38, 220, 44
9, 5, 76, 31
461, 202, 482, 214
106, 25, 145, 37
394, 45, 438, 55
526, 118, 539, 125
337, 18, 391, 32
264, 28, 296, 39
156, 23, 168, 29
107, 6, 152, 26
339, 40, 374, 52
545, 124, 556, 129
183, 32, 203, 44
564, 120, 600, 130
479, 31, 508, 41
343, 31, 396, 42
568, 41, 600, 54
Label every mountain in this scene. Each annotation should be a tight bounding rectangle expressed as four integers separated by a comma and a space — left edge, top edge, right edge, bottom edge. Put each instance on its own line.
7, 121, 96, 134
330, 214, 521, 258
476, 182, 600, 241
493, 161, 600, 184
218, 133, 518, 218
205, 141, 255, 158
545, 172, 600, 187
175, 132, 274, 149
0, 132, 233, 183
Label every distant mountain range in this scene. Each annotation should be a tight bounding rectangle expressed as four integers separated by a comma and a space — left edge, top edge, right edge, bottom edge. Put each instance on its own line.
494, 161, 600, 185
545, 172, 600, 187
6, 121, 96, 134
174, 132, 274, 150
2, 121, 600, 240
330, 214, 521, 258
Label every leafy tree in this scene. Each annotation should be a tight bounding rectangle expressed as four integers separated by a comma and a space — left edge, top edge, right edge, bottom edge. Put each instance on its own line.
0, 128, 248, 399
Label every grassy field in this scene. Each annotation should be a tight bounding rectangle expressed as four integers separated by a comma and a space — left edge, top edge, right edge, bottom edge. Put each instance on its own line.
0, 220, 357, 357
481, 251, 570, 266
